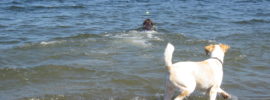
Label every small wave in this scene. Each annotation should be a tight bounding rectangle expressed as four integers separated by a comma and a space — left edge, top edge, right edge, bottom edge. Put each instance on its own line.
52, 34, 102, 41
66, 33, 102, 39
191, 15, 221, 20
14, 40, 66, 50
217, 32, 270, 42
6, 5, 26, 11
235, 0, 266, 3
5, 4, 85, 11
0, 65, 96, 80
30, 5, 86, 9
233, 19, 270, 24
12, 33, 102, 50
184, 38, 216, 45
40, 40, 65, 46
0, 24, 8, 28
0, 40, 20, 44
256, 12, 270, 17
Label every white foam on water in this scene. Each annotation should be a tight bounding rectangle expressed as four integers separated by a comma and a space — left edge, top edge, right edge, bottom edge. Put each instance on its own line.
40, 40, 66, 46
230, 94, 239, 100
105, 30, 162, 48
131, 96, 147, 100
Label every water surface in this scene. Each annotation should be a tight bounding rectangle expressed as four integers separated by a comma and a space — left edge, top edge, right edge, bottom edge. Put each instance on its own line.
0, 0, 270, 100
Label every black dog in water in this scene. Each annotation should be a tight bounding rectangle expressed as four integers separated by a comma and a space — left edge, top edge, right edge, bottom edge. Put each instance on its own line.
142, 19, 155, 31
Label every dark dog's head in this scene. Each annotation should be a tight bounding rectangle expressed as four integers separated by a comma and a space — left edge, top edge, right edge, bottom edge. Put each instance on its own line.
143, 19, 154, 30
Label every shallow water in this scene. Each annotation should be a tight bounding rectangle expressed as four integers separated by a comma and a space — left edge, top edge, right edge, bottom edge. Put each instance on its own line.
0, 0, 270, 100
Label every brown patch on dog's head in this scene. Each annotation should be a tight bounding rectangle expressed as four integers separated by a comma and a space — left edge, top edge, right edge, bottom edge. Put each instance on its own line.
204, 44, 215, 55
219, 44, 230, 53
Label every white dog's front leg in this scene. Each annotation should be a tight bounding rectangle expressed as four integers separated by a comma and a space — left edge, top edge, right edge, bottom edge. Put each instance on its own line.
164, 79, 175, 100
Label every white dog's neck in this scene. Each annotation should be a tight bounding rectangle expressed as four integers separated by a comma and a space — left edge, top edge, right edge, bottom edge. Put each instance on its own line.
210, 45, 225, 63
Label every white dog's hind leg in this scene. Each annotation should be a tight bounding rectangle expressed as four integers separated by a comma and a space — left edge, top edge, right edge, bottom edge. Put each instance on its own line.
209, 86, 218, 100
218, 88, 231, 99
174, 83, 196, 100
174, 90, 189, 100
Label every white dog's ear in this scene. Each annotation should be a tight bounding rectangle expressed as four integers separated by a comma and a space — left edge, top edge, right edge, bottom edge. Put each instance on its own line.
219, 44, 230, 53
204, 44, 215, 55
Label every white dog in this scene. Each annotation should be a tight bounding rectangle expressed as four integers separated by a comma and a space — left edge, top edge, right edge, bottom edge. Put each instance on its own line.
164, 43, 231, 100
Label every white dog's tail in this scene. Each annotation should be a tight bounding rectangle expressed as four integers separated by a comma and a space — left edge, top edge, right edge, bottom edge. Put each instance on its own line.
164, 43, 174, 70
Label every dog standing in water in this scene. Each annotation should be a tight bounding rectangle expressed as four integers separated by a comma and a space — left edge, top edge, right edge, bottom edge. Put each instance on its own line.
142, 19, 155, 31
164, 43, 231, 100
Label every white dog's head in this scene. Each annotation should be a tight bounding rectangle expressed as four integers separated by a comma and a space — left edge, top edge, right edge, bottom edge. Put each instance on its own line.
204, 44, 230, 56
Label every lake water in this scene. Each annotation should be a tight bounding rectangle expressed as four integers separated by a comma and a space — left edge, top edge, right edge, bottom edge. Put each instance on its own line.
0, 0, 270, 100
